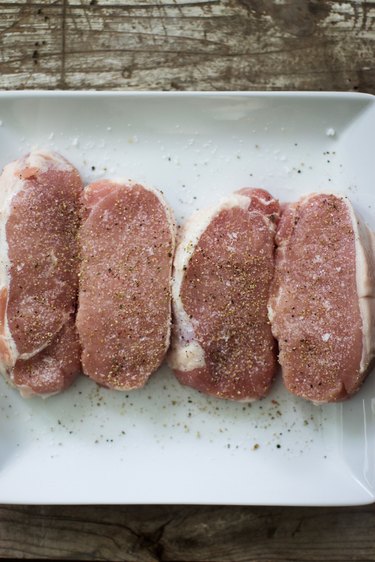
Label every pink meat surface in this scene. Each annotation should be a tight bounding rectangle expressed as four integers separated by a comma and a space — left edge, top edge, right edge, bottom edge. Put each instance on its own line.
269, 193, 375, 403
0, 150, 82, 396
13, 318, 81, 397
77, 180, 175, 390
168, 188, 280, 401
6, 153, 81, 355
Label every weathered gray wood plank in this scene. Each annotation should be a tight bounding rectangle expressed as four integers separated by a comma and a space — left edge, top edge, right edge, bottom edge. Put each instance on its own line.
0, 0, 374, 91
0, 504, 375, 561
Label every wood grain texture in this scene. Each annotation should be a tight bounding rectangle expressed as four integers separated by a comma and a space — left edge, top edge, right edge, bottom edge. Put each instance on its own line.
0, 504, 375, 561
0, 0, 374, 91
1, 1, 375, 560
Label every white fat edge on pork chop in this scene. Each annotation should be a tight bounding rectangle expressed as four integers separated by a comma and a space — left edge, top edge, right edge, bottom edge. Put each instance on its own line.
0, 150, 75, 384
0, 159, 26, 375
168, 192, 252, 372
344, 198, 375, 374
84, 178, 176, 355
27, 149, 73, 173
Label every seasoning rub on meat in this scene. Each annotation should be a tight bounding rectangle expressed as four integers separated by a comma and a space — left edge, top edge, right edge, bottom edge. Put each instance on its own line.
0, 150, 82, 396
169, 188, 280, 401
269, 193, 375, 403
77, 180, 175, 390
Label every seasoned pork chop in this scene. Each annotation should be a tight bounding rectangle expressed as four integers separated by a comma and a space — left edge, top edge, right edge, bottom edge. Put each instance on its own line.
168, 188, 280, 401
269, 193, 375, 402
0, 150, 82, 396
77, 180, 175, 390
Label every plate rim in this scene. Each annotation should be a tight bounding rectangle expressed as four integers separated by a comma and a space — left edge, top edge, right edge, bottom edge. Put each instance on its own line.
0, 89, 374, 507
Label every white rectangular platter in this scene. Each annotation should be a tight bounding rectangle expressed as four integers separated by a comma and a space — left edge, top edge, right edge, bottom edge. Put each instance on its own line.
0, 91, 374, 506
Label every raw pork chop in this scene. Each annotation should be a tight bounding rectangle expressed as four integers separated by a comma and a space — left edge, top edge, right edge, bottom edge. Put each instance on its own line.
269, 193, 375, 403
168, 188, 280, 401
0, 150, 82, 396
77, 180, 175, 390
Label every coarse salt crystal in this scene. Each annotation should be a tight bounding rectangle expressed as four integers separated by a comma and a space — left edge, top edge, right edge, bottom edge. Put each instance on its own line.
322, 333, 331, 342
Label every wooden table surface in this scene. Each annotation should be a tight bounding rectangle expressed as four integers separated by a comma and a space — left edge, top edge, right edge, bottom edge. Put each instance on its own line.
1, 1, 375, 560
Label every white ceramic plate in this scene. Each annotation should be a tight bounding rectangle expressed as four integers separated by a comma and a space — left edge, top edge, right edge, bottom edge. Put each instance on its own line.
0, 91, 374, 506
